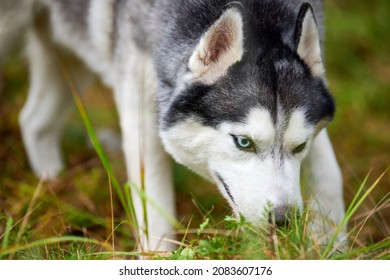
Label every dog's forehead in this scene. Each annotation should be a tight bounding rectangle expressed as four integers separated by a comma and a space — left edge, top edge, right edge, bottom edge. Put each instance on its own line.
236, 51, 333, 126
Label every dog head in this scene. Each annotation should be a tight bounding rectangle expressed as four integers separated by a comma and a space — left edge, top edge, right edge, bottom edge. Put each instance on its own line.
159, 3, 334, 225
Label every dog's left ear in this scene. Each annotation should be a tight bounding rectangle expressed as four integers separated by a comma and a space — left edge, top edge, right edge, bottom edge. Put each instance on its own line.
188, 8, 244, 84
295, 3, 324, 78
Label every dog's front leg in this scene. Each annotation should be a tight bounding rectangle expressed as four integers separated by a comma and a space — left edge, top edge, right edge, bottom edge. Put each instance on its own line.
113, 50, 176, 253
306, 129, 346, 245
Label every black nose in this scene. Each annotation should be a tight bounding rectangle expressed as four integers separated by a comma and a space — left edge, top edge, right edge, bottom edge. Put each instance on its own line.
268, 205, 298, 227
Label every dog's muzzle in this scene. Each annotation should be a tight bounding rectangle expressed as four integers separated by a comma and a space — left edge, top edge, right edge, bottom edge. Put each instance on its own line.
268, 205, 299, 227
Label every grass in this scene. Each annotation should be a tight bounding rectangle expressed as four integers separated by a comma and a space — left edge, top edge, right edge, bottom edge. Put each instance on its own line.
1, 173, 388, 260
0, 0, 389, 259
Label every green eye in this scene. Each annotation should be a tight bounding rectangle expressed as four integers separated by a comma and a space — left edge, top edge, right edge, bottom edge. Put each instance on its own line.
232, 135, 256, 152
292, 142, 307, 154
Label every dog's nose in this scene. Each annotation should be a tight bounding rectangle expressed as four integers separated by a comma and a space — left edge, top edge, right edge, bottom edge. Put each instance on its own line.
268, 205, 297, 227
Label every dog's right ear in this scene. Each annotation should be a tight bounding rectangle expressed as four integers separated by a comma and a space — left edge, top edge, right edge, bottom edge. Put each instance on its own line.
295, 3, 324, 78
188, 8, 244, 84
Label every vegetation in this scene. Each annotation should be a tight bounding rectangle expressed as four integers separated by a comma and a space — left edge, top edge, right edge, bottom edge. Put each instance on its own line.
0, 0, 389, 259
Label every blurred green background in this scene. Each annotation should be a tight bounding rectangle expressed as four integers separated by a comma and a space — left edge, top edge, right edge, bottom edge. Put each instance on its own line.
324, 0, 390, 242
0, 0, 389, 256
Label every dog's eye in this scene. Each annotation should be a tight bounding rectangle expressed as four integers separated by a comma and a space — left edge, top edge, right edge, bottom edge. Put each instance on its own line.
292, 142, 307, 154
232, 135, 256, 152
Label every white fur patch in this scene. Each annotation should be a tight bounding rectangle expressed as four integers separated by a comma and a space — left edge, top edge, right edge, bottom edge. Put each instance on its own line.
219, 108, 275, 148
161, 108, 275, 181
160, 119, 219, 181
306, 129, 346, 245
284, 110, 314, 152
188, 8, 243, 84
307, 129, 345, 223
88, 0, 115, 61
160, 108, 305, 225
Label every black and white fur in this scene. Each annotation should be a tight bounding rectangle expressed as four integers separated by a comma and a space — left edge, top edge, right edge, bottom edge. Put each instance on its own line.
0, 0, 345, 251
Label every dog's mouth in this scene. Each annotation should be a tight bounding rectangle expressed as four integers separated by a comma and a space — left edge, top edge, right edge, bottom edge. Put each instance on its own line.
215, 173, 236, 206
215, 173, 301, 228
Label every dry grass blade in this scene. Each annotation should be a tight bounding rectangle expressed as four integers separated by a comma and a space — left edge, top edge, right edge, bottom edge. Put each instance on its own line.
8, 175, 46, 259
108, 175, 115, 259
350, 193, 390, 249
322, 168, 389, 259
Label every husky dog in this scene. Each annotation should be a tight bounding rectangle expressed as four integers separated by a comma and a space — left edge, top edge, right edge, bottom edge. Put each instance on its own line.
0, 0, 345, 251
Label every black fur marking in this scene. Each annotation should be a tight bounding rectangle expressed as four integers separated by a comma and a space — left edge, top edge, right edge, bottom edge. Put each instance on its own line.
216, 173, 236, 205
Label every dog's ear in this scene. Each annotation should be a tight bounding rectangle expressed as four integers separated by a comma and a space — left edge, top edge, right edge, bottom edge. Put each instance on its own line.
295, 3, 324, 78
188, 8, 244, 84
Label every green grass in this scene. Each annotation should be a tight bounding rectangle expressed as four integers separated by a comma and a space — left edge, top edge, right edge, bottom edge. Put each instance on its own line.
0, 0, 389, 259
